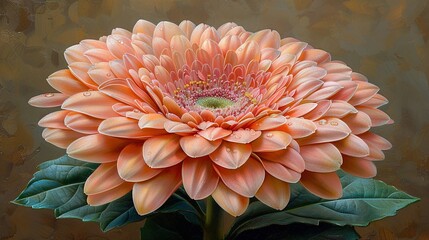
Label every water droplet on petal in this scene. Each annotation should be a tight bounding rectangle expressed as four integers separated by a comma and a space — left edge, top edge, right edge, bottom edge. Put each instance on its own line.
44, 93, 54, 97
266, 133, 273, 138
133, 109, 140, 113
226, 148, 231, 152
330, 121, 338, 126
318, 119, 327, 125
287, 122, 293, 126
234, 134, 241, 139
285, 115, 290, 119
106, 73, 112, 77
83, 91, 91, 97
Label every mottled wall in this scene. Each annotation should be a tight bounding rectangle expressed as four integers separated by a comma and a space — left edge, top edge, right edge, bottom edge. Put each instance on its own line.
0, 0, 428, 239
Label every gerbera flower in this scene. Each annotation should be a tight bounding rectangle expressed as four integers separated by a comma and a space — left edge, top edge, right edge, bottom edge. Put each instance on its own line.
29, 20, 392, 216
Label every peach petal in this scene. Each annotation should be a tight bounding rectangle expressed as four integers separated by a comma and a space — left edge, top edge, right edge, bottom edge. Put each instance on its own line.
138, 113, 168, 129
331, 81, 358, 101
198, 127, 232, 141
209, 141, 251, 169
356, 106, 391, 127
98, 79, 140, 107
361, 94, 389, 108
62, 91, 119, 119
87, 62, 115, 85
214, 157, 264, 197
325, 101, 358, 118
133, 19, 156, 35
180, 134, 221, 158
335, 134, 370, 157
348, 81, 379, 106
358, 132, 392, 150
219, 35, 241, 54
223, 128, 261, 144
47, 69, 88, 95
67, 134, 128, 163
306, 82, 343, 101
300, 171, 342, 199
299, 118, 351, 145
255, 174, 291, 210
341, 156, 377, 178
179, 20, 196, 38
365, 144, 386, 161
64, 44, 89, 64
261, 160, 302, 183
84, 48, 115, 63
28, 93, 68, 108
236, 41, 260, 67
247, 29, 280, 49
251, 131, 292, 152
182, 157, 219, 199
250, 115, 286, 130
68, 62, 98, 88
287, 103, 317, 118
133, 165, 182, 215
293, 79, 324, 99
257, 147, 305, 173
38, 110, 69, 129
117, 143, 161, 182
212, 181, 249, 217
99, 117, 165, 139
84, 163, 124, 195
341, 111, 372, 135
300, 143, 342, 172
164, 120, 196, 134
42, 128, 85, 149
64, 112, 102, 134
106, 34, 135, 59
276, 117, 317, 139
302, 100, 332, 121
143, 134, 186, 168
154, 21, 185, 43
279, 41, 308, 57
87, 182, 133, 206
299, 49, 331, 63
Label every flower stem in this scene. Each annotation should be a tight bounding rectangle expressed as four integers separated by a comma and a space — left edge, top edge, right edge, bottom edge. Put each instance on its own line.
204, 197, 222, 240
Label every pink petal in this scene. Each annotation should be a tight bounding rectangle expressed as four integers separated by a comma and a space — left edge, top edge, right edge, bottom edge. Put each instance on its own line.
117, 143, 162, 182
256, 174, 291, 210
67, 134, 128, 163
47, 69, 88, 95
180, 135, 222, 158
212, 181, 249, 217
133, 166, 182, 215
133, 19, 156, 35
341, 156, 377, 178
300, 171, 342, 199
360, 94, 388, 108
341, 111, 372, 135
87, 62, 115, 85
98, 117, 166, 139
182, 157, 219, 199
28, 93, 68, 108
348, 81, 379, 106
64, 112, 102, 134
153, 21, 185, 43
84, 163, 124, 195
143, 134, 186, 168
38, 110, 69, 129
335, 134, 370, 157
287, 103, 318, 118
209, 141, 252, 169
61, 91, 119, 119
247, 29, 280, 49
42, 128, 85, 149
87, 182, 133, 206
302, 100, 332, 121
251, 131, 292, 152
68, 62, 98, 88
198, 127, 232, 141
106, 34, 135, 59
179, 20, 196, 38
306, 82, 343, 102
214, 157, 265, 197
84, 48, 115, 63
64, 44, 89, 64
300, 143, 342, 173
236, 41, 260, 67
324, 101, 358, 118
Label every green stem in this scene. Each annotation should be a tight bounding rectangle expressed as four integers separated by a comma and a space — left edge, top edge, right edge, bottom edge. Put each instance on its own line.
204, 197, 222, 240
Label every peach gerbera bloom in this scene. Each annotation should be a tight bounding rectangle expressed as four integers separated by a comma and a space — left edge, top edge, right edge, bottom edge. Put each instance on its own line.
29, 20, 392, 216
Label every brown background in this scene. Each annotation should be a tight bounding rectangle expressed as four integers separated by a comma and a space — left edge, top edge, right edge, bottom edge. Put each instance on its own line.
0, 0, 428, 239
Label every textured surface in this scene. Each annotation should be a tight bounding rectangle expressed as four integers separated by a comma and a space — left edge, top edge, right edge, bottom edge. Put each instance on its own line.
0, 0, 427, 239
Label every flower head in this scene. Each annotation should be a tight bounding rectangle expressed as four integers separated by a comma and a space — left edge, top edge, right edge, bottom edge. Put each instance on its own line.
30, 20, 392, 216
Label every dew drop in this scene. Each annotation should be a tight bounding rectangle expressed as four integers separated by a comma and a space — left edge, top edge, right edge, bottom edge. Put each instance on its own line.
250, 129, 257, 136
83, 91, 91, 97
226, 148, 231, 152
234, 134, 241, 139
318, 119, 327, 125
287, 122, 293, 126
285, 115, 290, 119
133, 109, 140, 113
266, 133, 273, 138
330, 121, 338, 126
44, 93, 54, 97
118, 40, 124, 44
106, 73, 112, 77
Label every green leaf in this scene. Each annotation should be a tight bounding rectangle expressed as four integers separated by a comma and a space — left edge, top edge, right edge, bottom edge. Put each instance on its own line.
227, 171, 419, 239
140, 213, 202, 240
235, 223, 360, 240
12, 155, 203, 232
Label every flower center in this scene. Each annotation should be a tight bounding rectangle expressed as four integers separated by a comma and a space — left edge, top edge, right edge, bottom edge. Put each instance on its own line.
196, 97, 235, 109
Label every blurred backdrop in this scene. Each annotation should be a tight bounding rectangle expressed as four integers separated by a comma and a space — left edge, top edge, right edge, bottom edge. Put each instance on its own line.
0, 0, 428, 239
